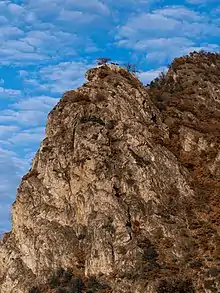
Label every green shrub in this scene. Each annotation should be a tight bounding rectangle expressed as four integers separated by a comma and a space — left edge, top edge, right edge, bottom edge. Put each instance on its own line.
157, 277, 195, 293
28, 287, 41, 293
29, 268, 111, 293
87, 276, 111, 292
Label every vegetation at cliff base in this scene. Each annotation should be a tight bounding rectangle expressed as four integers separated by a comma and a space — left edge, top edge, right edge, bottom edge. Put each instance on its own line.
29, 267, 112, 293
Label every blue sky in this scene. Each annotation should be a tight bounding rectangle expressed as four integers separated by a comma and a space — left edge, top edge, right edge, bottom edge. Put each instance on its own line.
0, 0, 220, 235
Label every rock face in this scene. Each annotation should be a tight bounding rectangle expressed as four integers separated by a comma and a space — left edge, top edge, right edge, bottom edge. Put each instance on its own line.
1, 53, 220, 293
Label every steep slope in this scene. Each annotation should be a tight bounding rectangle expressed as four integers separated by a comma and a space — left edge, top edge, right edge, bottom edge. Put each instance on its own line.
0, 56, 220, 293
148, 51, 220, 237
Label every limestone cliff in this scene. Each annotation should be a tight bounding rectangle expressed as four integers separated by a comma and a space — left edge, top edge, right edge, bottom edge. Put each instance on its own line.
1, 53, 220, 293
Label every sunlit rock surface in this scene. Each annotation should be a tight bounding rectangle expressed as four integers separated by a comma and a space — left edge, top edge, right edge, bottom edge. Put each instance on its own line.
1, 53, 220, 293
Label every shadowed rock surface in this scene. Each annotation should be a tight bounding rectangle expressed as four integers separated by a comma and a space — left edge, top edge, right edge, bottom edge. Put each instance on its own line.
1, 53, 220, 292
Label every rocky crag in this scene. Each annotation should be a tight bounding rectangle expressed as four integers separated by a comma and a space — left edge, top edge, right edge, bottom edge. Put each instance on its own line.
1, 52, 220, 293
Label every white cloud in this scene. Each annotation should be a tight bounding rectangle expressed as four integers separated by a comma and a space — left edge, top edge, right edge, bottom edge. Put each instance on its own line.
20, 61, 92, 93
0, 204, 11, 233
155, 6, 204, 21
40, 61, 92, 92
0, 95, 58, 150
58, 10, 97, 23
140, 37, 195, 63
66, 0, 110, 15
12, 96, 59, 111
186, 0, 219, 3
117, 13, 179, 39
8, 3, 25, 15
8, 127, 45, 146
0, 15, 8, 24
0, 220, 11, 236
0, 148, 30, 197
0, 147, 32, 236
118, 9, 220, 40
133, 37, 194, 51
0, 1, 103, 65
116, 6, 220, 65
0, 26, 23, 39
0, 28, 79, 65
138, 67, 168, 84
0, 109, 48, 126
0, 125, 20, 139
25, 0, 110, 15
5, 40, 35, 52
0, 87, 21, 97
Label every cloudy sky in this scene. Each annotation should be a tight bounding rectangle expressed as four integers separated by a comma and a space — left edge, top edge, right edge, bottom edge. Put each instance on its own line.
0, 0, 220, 235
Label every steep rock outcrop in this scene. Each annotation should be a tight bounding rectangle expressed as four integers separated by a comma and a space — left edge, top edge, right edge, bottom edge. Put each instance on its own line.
1, 56, 220, 293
